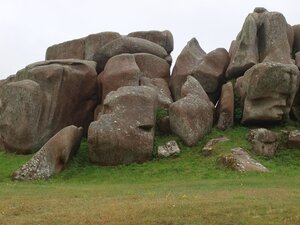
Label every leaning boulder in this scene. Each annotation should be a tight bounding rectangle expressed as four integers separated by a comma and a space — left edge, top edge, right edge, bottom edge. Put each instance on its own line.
248, 128, 278, 157
12, 126, 83, 181
169, 76, 214, 146
170, 38, 229, 102
218, 147, 269, 172
88, 86, 158, 166
0, 60, 98, 154
235, 62, 299, 124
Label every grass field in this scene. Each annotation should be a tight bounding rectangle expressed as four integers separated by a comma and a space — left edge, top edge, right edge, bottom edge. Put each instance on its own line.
0, 124, 300, 225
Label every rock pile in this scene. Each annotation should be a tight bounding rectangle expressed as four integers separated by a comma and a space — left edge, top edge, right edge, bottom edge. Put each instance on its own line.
0, 7, 298, 177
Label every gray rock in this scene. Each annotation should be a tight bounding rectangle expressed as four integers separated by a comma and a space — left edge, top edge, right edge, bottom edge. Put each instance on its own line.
170, 38, 229, 102
157, 140, 180, 157
46, 38, 85, 60
219, 147, 269, 172
12, 126, 83, 181
288, 130, 300, 148
235, 62, 299, 124
248, 128, 278, 157
88, 86, 158, 166
93, 36, 169, 72
169, 76, 214, 146
128, 30, 174, 54
0, 60, 97, 154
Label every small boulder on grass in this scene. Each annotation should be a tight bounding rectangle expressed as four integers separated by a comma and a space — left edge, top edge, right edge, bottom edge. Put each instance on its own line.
218, 147, 269, 173
247, 128, 278, 158
288, 130, 300, 148
12, 125, 83, 181
157, 140, 180, 158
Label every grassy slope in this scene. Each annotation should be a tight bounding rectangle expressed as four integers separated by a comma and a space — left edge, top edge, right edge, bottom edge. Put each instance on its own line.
0, 124, 299, 225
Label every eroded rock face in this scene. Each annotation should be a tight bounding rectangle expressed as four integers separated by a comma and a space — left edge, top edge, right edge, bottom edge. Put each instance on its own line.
88, 86, 158, 166
217, 82, 234, 130
235, 62, 299, 124
140, 77, 173, 108
169, 76, 214, 146
100, 54, 141, 101
12, 126, 83, 181
248, 128, 278, 157
46, 38, 85, 60
226, 8, 293, 79
170, 38, 229, 102
219, 147, 269, 172
128, 30, 174, 54
0, 60, 98, 154
93, 36, 170, 72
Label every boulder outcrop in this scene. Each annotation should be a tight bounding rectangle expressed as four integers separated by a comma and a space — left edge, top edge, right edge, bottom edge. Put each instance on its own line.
248, 128, 278, 157
88, 86, 158, 166
12, 126, 83, 180
235, 62, 299, 124
169, 76, 214, 146
170, 38, 229, 102
0, 60, 97, 154
226, 8, 293, 79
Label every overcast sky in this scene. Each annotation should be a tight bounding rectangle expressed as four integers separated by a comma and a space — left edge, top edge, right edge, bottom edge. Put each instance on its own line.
0, 0, 299, 79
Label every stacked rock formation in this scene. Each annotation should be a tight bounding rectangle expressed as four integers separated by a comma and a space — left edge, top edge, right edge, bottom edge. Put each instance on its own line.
0, 7, 299, 173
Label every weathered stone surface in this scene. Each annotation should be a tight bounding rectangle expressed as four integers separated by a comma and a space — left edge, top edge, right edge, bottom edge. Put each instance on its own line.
88, 86, 158, 166
226, 9, 293, 79
225, 13, 259, 79
0, 60, 98, 154
235, 62, 299, 124
100, 54, 140, 101
293, 25, 300, 53
219, 147, 269, 172
93, 36, 169, 72
287, 24, 294, 52
46, 38, 85, 60
258, 11, 292, 64
94, 104, 103, 121
140, 77, 173, 108
170, 38, 206, 100
202, 137, 229, 156
133, 53, 170, 80
170, 76, 214, 146
170, 38, 229, 102
217, 82, 234, 130
248, 128, 278, 157
128, 30, 174, 54
12, 126, 83, 180
288, 130, 300, 148
157, 140, 180, 157
85, 32, 121, 61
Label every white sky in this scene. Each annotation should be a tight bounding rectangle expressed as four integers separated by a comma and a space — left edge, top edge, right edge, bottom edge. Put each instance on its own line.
0, 0, 299, 79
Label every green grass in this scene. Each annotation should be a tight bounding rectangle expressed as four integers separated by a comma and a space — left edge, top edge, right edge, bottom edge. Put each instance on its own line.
0, 124, 300, 225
